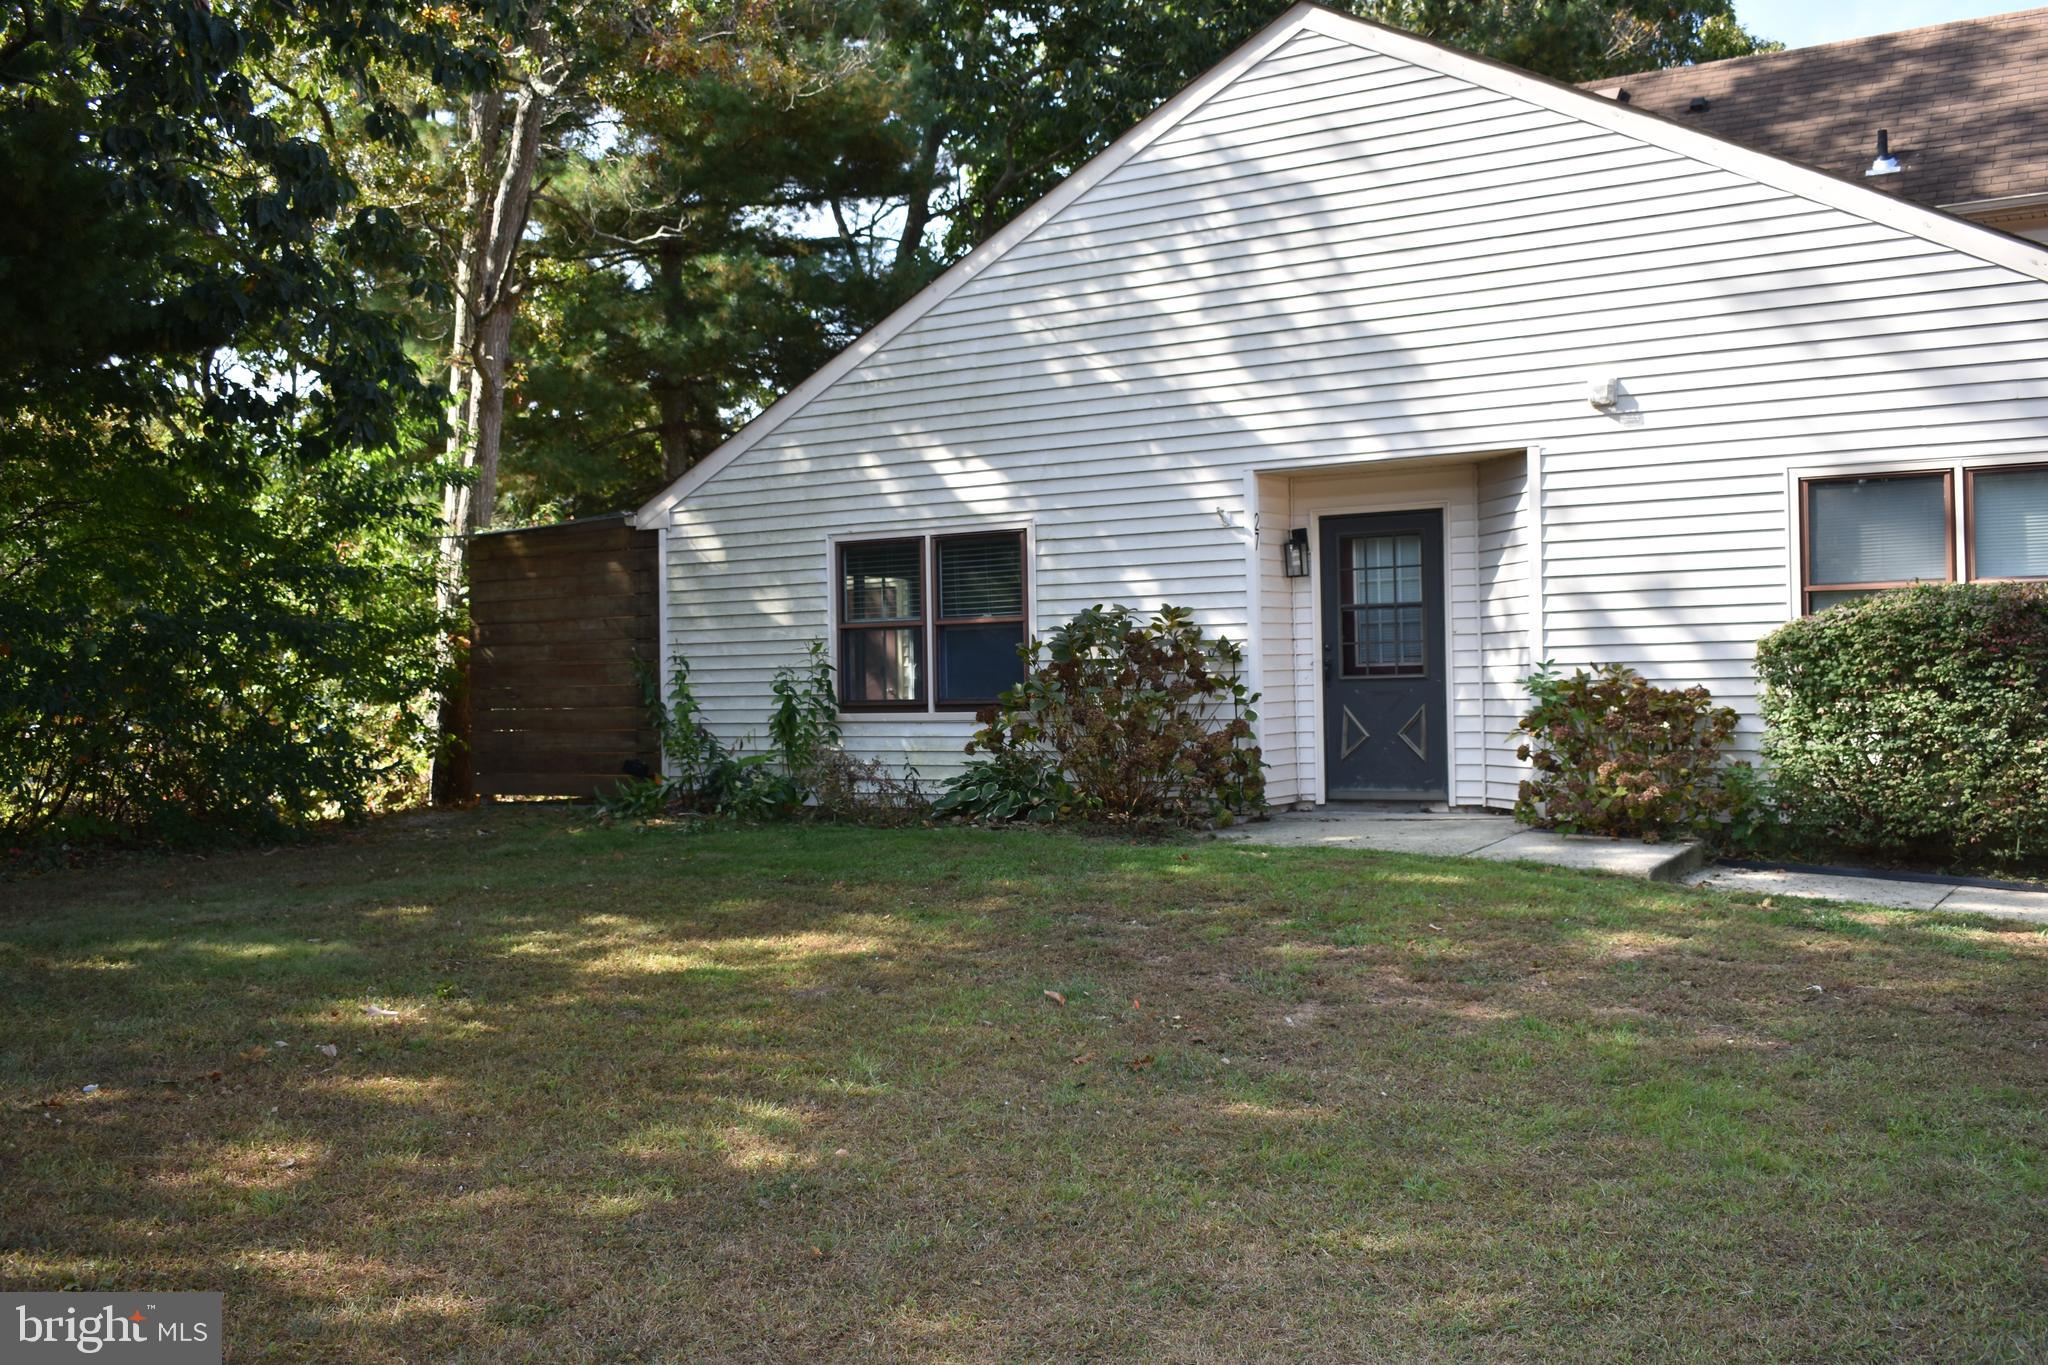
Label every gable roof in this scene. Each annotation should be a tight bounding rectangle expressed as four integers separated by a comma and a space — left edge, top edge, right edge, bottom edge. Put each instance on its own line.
634, 2, 2048, 529
1582, 8, 2048, 211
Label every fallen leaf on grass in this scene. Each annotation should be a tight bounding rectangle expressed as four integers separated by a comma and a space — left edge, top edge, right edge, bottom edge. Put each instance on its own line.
1130, 1054, 1155, 1071
316, 1044, 339, 1058
1043, 990, 1066, 1007
238, 1046, 269, 1063
1070, 1051, 1095, 1066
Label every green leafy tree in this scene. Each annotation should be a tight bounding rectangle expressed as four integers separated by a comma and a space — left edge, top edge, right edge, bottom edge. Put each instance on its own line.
500, 0, 928, 516
0, 0, 496, 841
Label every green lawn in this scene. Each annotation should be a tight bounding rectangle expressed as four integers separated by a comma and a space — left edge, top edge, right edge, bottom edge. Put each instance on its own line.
3, 811, 2045, 1361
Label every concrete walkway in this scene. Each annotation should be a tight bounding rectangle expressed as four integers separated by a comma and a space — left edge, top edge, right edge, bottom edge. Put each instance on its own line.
1222, 808, 2048, 923
1220, 809, 1704, 882
1684, 864, 2048, 923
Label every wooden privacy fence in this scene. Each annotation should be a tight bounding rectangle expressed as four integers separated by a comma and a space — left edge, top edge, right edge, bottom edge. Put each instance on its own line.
468, 514, 661, 798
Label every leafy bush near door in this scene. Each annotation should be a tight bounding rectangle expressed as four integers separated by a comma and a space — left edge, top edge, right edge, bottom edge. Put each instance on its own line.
1514, 662, 1749, 841
1754, 582, 2048, 869
948, 604, 1263, 828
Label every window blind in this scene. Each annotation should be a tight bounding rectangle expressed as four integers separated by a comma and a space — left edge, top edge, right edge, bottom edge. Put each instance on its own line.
843, 541, 922, 622
1808, 476, 1948, 586
937, 535, 1023, 619
1974, 468, 2048, 580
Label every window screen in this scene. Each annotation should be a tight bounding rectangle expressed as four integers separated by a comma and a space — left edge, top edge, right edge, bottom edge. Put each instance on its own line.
1973, 467, 2048, 580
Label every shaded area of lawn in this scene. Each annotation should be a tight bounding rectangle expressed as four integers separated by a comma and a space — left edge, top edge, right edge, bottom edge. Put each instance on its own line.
3, 811, 2045, 1361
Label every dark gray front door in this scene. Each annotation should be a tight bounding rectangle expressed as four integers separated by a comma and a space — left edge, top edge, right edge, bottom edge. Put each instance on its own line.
1321, 510, 1447, 801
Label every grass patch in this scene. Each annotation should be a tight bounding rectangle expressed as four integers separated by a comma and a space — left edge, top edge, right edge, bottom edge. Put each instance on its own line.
3, 810, 2045, 1360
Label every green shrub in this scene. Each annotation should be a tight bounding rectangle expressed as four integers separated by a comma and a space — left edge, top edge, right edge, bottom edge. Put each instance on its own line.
1514, 662, 1747, 841
1754, 582, 2048, 868
604, 640, 929, 826
930, 753, 1069, 824
952, 603, 1262, 828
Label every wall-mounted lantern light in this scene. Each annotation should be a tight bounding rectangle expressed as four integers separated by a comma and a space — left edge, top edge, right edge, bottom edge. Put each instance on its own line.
1283, 526, 1311, 578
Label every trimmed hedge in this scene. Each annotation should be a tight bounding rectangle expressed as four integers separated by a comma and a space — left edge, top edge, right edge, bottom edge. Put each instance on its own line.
1754, 582, 2048, 868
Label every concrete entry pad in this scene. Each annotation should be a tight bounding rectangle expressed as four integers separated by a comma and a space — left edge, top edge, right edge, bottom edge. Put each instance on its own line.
1222, 808, 1704, 882
1222, 811, 1516, 856
1472, 830, 1704, 882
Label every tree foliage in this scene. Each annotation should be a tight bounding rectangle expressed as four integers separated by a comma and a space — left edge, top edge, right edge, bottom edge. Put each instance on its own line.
504, 0, 1777, 518
501, 1, 929, 518
0, 0, 494, 841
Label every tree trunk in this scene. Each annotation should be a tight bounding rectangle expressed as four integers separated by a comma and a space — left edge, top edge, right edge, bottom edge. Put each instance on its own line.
890, 116, 947, 286
655, 384, 695, 483
464, 73, 549, 529
437, 87, 502, 607
432, 47, 553, 806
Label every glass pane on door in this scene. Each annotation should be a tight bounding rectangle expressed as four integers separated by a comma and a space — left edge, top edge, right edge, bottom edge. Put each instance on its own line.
1340, 534, 1426, 676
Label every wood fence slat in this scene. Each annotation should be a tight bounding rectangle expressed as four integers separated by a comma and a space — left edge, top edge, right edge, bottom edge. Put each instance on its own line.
465, 567, 654, 604
478, 773, 638, 798
477, 707, 652, 734
476, 683, 646, 709
472, 591, 657, 628
472, 525, 642, 558
471, 659, 646, 689
473, 615, 654, 648
470, 551, 655, 586
472, 746, 653, 775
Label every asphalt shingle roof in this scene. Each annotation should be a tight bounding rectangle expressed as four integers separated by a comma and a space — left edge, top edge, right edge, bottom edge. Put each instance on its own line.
1581, 8, 2048, 209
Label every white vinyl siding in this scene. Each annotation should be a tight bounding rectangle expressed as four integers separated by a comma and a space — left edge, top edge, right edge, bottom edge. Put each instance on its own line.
658, 17, 2048, 801
1476, 454, 1533, 810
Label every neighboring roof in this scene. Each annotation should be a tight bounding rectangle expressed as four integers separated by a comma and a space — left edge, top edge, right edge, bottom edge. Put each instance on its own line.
635, 3, 2048, 528
1583, 8, 2048, 210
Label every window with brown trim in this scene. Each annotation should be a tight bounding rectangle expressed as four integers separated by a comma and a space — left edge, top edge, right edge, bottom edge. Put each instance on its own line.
836, 530, 1027, 711
1966, 463, 2048, 583
838, 538, 926, 709
1799, 471, 1954, 613
934, 532, 1027, 707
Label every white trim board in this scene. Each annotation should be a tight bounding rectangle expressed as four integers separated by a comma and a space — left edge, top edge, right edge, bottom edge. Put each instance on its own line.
633, 2, 2048, 530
